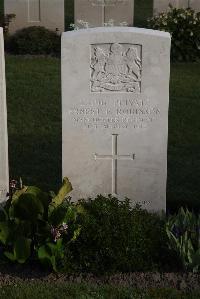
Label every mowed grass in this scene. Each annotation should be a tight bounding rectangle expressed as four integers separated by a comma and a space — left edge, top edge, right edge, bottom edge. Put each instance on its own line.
0, 282, 199, 299
168, 63, 200, 206
6, 56, 61, 191
5, 56, 200, 203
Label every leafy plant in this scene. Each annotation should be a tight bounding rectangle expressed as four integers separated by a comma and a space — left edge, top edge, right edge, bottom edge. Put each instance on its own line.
0, 177, 81, 271
148, 6, 200, 61
166, 207, 200, 272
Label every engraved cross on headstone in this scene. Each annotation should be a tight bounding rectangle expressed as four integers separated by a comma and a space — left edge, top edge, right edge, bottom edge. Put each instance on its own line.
94, 134, 135, 195
88, 0, 127, 26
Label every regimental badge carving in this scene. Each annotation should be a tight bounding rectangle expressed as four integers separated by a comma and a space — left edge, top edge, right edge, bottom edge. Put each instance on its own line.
90, 43, 142, 93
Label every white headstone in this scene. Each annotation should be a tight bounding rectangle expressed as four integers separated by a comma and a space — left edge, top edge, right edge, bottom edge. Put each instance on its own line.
154, 0, 200, 14
62, 27, 171, 212
4, 0, 65, 34
0, 28, 9, 202
153, 0, 177, 14
74, 0, 134, 27
188, 0, 200, 11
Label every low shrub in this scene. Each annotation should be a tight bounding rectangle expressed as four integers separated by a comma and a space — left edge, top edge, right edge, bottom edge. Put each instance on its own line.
68, 195, 169, 274
148, 6, 200, 62
5, 26, 61, 56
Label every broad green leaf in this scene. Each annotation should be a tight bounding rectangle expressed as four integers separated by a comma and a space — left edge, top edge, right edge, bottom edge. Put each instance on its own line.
49, 204, 77, 226
0, 222, 10, 244
38, 245, 57, 272
11, 186, 28, 203
48, 203, 69, 226
4, 251, 15, 261
14, 237, 31, 263
49, 178, 72, 216
10, 193, 44, 222
0, 208, 8, 222
25, 186, 49, 211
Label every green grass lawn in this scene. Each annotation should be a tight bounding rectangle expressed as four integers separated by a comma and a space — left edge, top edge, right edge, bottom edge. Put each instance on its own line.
6, 56, 61, 192
0, 282, 199, 299
168, 63, 200, 207
5, 56, 200, 205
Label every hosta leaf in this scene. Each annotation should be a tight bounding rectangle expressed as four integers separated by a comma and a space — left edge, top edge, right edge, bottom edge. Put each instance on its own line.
25, 186, 49, 211
0, 208, 8, 222
14, 237, 32, 263
49, 177, 72, 215
48, 203, 69, 226
0, 222, 10, 244
11, 186, 28, 204
10, 192, 44, 222
38, 245, 57, 272
4, 251, 15, 261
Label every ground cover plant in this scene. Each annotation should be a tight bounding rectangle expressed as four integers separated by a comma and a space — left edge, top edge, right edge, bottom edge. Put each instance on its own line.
5, 56, 200, 209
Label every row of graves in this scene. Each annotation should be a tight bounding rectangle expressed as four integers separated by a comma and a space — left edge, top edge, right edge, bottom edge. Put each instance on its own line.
4, 0, 200, 33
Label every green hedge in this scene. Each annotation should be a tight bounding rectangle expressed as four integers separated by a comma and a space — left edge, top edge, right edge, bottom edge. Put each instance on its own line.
6, 26, 61, 56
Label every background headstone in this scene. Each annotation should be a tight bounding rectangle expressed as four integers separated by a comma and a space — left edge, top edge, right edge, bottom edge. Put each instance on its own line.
4, 0, 65, 33
154, 0, 200, 14
0, 27, 9, 202
74, 0, 134, 27
62, 27, 171, 211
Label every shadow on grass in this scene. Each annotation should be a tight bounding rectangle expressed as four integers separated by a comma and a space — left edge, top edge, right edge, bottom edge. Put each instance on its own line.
8, 133, 62, 192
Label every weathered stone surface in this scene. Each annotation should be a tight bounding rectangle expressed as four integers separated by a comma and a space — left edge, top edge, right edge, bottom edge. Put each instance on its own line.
153, 0, 200, 14
0, 28, 9, 202
74, 0, 134, 27
4, 0, 64, 33
62, 27, 171, 211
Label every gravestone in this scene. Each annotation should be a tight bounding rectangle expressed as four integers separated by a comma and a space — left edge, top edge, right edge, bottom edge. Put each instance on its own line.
4, 0, 65, 34
74, 0, 134, 27
154, 0, 200, 14
0, 28, 9, 202
62, 27, 171, 211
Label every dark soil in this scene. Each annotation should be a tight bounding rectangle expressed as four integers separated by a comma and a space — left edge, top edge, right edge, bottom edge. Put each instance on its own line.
0, 263, 199, 291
